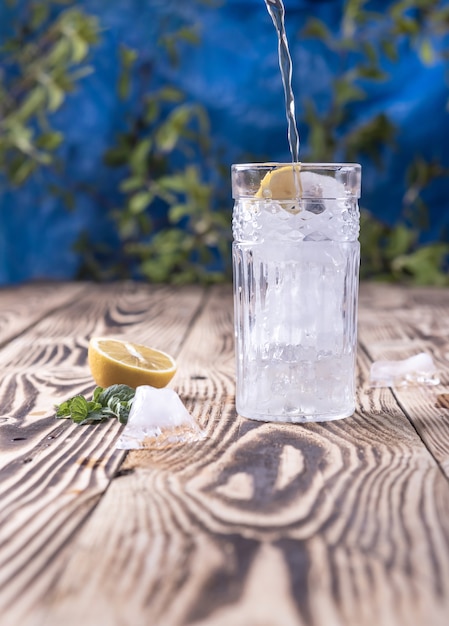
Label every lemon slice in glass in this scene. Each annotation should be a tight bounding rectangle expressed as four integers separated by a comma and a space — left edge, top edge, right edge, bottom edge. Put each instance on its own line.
255, 164, 302, 200
88, 337, 177, 389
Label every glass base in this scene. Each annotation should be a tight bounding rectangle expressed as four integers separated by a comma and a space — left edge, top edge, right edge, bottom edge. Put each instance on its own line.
236, 405, 355, 424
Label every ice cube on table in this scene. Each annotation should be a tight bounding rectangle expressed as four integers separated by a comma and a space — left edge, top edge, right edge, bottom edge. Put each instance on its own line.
116, 386, 205, 449
369, 352, 440, 388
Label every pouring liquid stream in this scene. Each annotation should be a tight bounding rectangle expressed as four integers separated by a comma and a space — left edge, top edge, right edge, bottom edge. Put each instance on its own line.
264, 0, 302, 200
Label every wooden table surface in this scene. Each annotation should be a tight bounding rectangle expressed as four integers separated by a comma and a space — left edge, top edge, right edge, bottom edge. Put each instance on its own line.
1, 281, 449, 626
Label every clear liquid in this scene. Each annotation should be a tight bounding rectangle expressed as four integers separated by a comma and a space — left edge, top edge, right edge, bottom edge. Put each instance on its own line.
233, 225, 360, 422
264, 0, 300, 163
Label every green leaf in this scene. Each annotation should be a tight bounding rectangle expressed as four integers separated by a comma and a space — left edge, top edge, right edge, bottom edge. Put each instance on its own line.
144, 99, 160, 124
176, 26, 201, 46
334, 78, 366, 106
157, 174, 189, 193
381, 39, 399, 62
361, 41, 377, 65
356, 65, 388, 81
344, 113, 396, 165
155, 121, 179, 153
154, 104, 198, 153
168, 203, 190, 223
158, 86, 184, 103
46, 38, 71, 67
116, 212, 140, 239
302, 18, 333, 42
67, 66, 94, 82
119, 45, 138, 68
129, 191, 153, 214
384, 224, 417, 260
8, 124, 34, 153
54, 385, 135, 425
392, 245, 449, 286
118, 73, 131, 101
419, 39, 434, 65
55, 399, 72, 417
130, 138, 152, 175
304, 100, 335, 161
120, 177, 145, 193
10, 158, 38, 185
169, 105, 195, 129
92, 386, 104, 403
394, 16, 420, 37
389, 1, 409, 21
117, 46, 138, 99
30, 3, 50, 29
80, 411, 108, 424
46, 82, 65, 112
16, 86, 46, 122
98, 384, 135, 406
68, 395, 89, 422
36, 132, 64, 151
103, 146, 131, 167
71, 33, 89, 63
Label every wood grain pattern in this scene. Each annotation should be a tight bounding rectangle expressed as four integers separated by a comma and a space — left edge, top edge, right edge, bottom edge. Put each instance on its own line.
0, 282, 86, 345
1, 283, 449, 626
359, 283, 449, 475
0, 282, 205, 625
20, 284, 449, 626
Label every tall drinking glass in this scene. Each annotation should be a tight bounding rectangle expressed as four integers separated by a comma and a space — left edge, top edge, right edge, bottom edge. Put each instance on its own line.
232, 163, 361, 422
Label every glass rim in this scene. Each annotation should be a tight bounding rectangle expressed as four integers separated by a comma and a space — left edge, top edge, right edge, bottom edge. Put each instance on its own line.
231, 162, 361, 170
231, 162, 361, 199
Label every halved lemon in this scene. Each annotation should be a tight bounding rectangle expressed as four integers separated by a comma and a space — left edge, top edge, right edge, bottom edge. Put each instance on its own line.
88, 337, 177, 389
255, 164, 302, 200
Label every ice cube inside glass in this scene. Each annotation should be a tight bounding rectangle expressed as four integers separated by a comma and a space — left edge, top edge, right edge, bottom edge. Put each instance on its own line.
232, 163, 361, 422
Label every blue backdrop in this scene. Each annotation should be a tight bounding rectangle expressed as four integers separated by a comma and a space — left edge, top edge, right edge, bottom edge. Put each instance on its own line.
1, 0, 448, 283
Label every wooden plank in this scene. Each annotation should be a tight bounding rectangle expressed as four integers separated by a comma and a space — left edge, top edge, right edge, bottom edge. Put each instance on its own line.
358, 283, 449, 475
0, 282, 86, 345
34, 285, 449, 626
0, 282, 205, 625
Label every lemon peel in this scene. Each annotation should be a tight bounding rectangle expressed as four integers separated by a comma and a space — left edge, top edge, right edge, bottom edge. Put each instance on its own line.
87, 337, 177, 389
255, 164, 302, 200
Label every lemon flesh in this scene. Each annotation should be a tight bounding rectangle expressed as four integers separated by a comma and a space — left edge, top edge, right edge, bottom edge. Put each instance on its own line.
255, 164, 302, 200
88, 337, 177, 389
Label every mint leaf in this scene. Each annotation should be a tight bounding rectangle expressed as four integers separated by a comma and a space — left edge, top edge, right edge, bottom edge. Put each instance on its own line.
80, 411, 109, 425
54, 385, 136, 425
69, 396, 89, 422
98, 384, 134, 406
98, 384, 135, 423
55, 399, 72, 418
92, 386, 104, 403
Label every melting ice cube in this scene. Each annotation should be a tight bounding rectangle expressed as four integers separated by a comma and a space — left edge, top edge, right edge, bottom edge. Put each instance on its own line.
116, 386, 205, 449
369, 352, 440, 388
300, 172, 347, 202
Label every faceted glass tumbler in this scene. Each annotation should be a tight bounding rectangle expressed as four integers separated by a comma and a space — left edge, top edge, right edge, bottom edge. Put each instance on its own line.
232, 163, 361, 423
